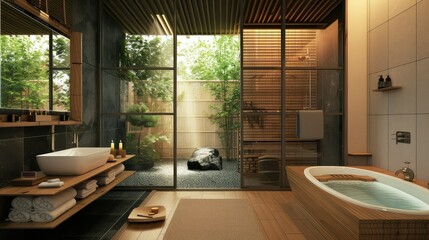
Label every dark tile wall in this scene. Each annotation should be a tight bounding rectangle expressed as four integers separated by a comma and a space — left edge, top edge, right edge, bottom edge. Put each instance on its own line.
101, 6, 125, 147
0, 0, 124, 187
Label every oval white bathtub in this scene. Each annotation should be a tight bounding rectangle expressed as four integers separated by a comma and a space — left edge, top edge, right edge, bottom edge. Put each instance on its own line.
304, 166, 429, 215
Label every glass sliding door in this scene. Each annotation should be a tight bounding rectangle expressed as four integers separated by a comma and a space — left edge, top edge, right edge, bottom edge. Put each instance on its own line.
102, 0, 176, 188
241, 28, 282, 188
241, 0, 344, 188
176, 0, 241, 189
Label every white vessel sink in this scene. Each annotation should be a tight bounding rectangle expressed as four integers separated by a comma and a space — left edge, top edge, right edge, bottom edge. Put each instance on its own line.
36, 147, 110, 175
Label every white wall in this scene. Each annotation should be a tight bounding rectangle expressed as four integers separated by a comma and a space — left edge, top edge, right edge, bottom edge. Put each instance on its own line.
368, 0, 429, 181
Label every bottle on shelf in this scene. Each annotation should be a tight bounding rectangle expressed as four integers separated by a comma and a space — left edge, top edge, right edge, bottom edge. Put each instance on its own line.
385, 75, 392, 88
378, 75, 385, 89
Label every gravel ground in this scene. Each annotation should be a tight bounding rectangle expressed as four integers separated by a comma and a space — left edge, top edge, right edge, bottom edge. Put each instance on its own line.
118, 158, 240, 189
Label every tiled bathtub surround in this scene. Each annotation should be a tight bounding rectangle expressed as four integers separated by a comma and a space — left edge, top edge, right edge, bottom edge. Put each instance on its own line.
368, 0, 429, 181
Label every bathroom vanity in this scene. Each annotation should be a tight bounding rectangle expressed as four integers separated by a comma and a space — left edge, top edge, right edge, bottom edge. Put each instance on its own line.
0, 155, 135, 229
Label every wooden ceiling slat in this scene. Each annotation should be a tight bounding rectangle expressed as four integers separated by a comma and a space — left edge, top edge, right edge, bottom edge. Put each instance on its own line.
152, 0, 172, 34
293, 0, 314, 23
308, 0, 339, 22
212, 0, 218, 34
104, 0, 141, 34
204, 0, 212, 35
195, 0, 208, 34
127, 0, 151, 34
159, 0, 175, 34
143, 0, 165, 34
177, 0, 192, 35
100, 0, 342, 35
190, 0, 203, 34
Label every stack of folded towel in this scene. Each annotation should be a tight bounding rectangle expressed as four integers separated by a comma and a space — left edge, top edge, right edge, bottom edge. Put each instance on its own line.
8, 196, 33, 222
113, 163, 125, 176
31, 188, 77, 222
74, 179, 98, 199
95, 163, 125, 186
7, 188, 77, 223
95, 168, 116, 186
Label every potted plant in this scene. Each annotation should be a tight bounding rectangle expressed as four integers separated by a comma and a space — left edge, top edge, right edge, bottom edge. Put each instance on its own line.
125, 103, 168, 170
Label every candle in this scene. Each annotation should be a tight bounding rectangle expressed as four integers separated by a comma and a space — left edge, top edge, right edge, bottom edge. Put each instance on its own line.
110, 140, 114, 151
119, 140, 123, 151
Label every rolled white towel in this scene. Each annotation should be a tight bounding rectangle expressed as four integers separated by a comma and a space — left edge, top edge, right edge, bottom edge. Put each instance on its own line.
75, 187, 97, 199
97, 168, 116, 178
74, 179, 98, 190
95, 175, 115, 186
11, 196, 33, 210
33, 188, 77, 211
38, 181, 64, 188
31, 198, 76, 223
8, 208, 31, 222
113, 164, 125, 176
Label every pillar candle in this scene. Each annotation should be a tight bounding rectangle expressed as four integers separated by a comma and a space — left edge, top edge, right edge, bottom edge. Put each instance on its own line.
119, 140, 123, 151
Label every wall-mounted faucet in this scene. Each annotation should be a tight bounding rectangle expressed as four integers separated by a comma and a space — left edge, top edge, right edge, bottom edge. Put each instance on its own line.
393, 131, 410, 144
395, 161, 414, 181
72, 133, 79, 148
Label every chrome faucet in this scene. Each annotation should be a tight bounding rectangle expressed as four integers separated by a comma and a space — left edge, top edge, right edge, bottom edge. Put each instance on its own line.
395, 161, 414, 181
72, 133, 79, 148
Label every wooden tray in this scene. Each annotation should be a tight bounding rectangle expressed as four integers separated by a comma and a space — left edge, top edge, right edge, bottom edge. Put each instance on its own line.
315, 174, 376, 182
10, 176, 47, 186
128, 205, 166, 223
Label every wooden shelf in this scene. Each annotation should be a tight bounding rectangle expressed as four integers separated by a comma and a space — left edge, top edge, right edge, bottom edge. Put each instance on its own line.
348, 152, 372, 156
0, 155, 135, 229
0, 120, 82, 128
0, 155, 134, 196
372, 86, 402, 92
0, 171, 134, 229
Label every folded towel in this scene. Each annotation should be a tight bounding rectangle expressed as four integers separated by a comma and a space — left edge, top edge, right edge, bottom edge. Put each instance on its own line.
11, 196, 33, 210
97, 168, 116, 178
74, 179, 98, 190
75, 185, 97, 195
31, 198, 76, 223
33, 188, 77, 211
113, 164, 125, 176
8, 208, 31, 222
75, 187, 97, 199
38, 181, 64, 188
95, 175, 115, 186
297, 110, 324, 140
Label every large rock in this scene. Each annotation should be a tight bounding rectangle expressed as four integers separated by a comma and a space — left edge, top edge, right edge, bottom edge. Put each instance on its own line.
187, 148, 222, 170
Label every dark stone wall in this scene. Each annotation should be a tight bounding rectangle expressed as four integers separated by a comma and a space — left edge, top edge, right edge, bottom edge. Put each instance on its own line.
0, 0, 124, 187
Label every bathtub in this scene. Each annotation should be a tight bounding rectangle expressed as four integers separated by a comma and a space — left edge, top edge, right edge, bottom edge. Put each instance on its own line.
287, 166, 429, 239
304, 166, 429, 215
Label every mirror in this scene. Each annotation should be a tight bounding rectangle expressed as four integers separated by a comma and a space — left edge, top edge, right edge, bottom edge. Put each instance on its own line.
0, 1, 71, 116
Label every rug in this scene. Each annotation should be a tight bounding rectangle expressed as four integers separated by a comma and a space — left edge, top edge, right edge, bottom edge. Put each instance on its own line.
164, 199, 266, 240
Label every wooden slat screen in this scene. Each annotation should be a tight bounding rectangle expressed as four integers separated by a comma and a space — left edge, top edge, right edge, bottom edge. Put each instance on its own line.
241, 28, 319, 175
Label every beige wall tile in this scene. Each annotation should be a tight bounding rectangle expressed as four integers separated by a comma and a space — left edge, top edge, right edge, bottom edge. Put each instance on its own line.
389, 0, 417, 19
369, 0, 389, 30
417, 58, 429, 113
417, 0, 429, 60
369, 71, 389, 114
388, 6, 416, 68
369, 115, 389, 169
388, 62, 416, 114
416, 114, 429, 181
369, 23, 389, 73
388, 114, 416, 173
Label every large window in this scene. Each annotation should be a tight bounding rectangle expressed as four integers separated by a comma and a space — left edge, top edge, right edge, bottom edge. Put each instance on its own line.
0, 26, 70, 111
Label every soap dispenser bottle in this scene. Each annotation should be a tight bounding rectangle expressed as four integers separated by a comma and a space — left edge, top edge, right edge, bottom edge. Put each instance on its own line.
385, 75, 392, 88
378, 75, 385, 89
